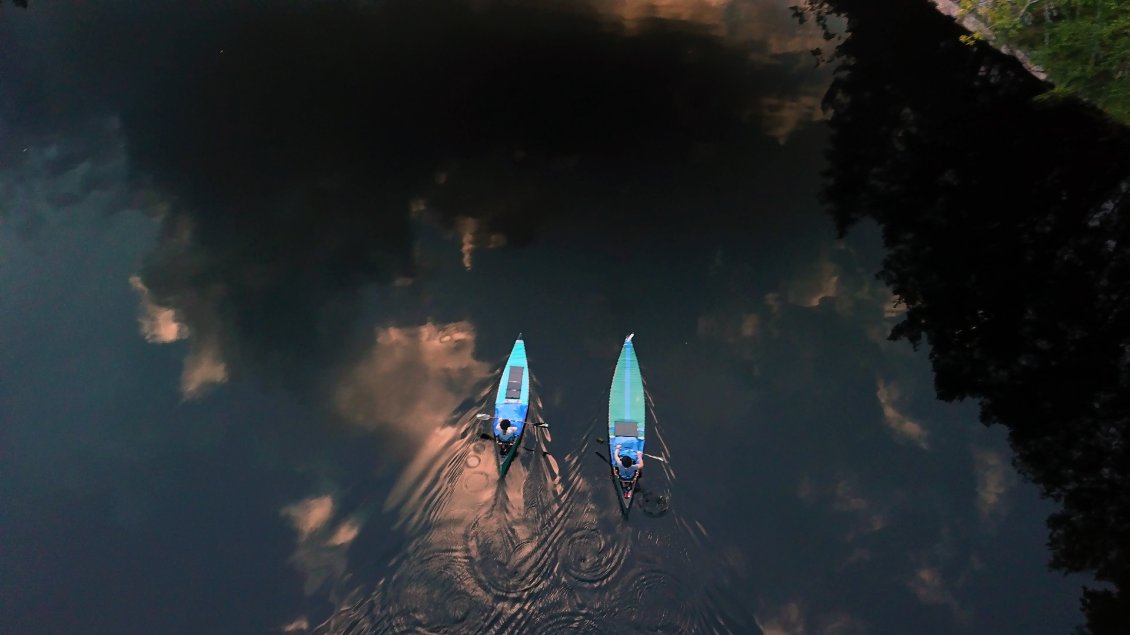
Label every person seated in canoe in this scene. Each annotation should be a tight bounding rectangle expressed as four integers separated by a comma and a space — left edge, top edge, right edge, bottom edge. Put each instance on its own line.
614, 444, 643, 480
495, 419, 519, 445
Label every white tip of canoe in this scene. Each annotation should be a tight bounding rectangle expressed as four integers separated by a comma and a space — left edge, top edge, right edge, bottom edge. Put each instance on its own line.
626, 333, 634, 343
517, 332, 524, 340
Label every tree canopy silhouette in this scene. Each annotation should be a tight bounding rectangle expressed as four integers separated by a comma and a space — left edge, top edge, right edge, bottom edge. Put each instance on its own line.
957, 0, 1130, 123
801, 0, 1130, 631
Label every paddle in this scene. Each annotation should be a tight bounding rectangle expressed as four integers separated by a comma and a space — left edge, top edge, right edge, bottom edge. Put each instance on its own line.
475, 413, 549, 428
595, 438, 667, 463
476, 415, 550, 456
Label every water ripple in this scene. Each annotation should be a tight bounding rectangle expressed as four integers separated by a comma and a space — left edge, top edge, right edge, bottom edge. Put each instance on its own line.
614, 569, 707, 633
464, 514, 552, 599
523, 609, 605, 634
308, 378, 753, 634
383, 547, 484, 632
560, 525, 630, 585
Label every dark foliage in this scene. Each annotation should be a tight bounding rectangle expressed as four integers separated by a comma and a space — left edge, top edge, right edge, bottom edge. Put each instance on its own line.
802, 0, 1130, 631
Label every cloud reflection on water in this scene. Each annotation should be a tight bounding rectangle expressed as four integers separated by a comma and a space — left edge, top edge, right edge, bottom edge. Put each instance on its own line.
68, 0, 834, 411
0, 0, 1087, 632
875, 378, 930, 449
129, 274, 229, 398
129, 275, 187, 344
972, 446, 1015, 529
685, 231, 1053, 630
282, 494, 365, 597
586, 0, 836, 144
307, 352, 753, 633
756, 600, 869, 635
335, 321, 491, 452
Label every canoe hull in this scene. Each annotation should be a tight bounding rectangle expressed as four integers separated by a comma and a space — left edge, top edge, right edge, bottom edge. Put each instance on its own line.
493, 336, 530, 477
608, 334, 645, 514
613, 468, 640, 513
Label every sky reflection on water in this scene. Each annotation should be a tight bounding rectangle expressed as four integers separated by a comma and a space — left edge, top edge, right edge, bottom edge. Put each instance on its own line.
0, 0, 1097, 633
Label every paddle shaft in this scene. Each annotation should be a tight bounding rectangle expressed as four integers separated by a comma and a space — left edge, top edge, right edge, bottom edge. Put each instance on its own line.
596, 438, 665, 463
477, 414, 548, 427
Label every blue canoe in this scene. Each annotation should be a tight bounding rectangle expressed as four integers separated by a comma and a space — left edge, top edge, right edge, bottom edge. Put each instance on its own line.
608, 333, 646, 513
492, 335, 530, 477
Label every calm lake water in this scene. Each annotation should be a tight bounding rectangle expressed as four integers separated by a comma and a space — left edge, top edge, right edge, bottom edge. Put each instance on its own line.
1, 0, 1116, 633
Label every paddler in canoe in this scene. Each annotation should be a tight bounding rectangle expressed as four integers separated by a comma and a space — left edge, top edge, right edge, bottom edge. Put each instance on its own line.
495, 418, 519, 455
614, 444, 643, 480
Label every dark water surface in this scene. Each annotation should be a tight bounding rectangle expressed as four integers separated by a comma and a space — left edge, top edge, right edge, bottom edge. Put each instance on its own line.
2, 1, 1126, 633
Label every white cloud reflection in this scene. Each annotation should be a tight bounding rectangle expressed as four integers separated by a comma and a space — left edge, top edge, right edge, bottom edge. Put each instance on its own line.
129, 276, 189, 343
595, 0, 829, 54
756, 601, 867, 635
281, 494, 365, 596
591, 0, 833, 143
334, 321, 490, 449
761, 92, 826, 145
180, 339, 228, 399
905, 532, 979, 625
909, 566, 951, 605
800, 474, 889, 543
281, 617, 310, 633
454, 216, 506, 271
276, 322, 491, 601
129, 274, 228, 398
326, 519, 362, 547
7, 122, 230, 405
282, 496, 335, 541
875, 378, 930, 449
756, 601, 806, 635
778, 257, 840, 309
973, 446, 1015, 528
